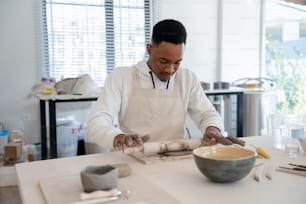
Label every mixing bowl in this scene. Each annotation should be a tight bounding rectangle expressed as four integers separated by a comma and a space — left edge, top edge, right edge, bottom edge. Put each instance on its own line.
193, 145, 256, 183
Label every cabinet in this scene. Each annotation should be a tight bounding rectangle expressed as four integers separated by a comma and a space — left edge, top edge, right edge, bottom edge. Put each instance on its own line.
205, 90, 244, 137
39, 95, 98, 160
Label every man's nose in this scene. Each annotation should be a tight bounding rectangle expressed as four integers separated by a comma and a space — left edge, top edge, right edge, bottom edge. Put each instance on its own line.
164, 64, 175, 73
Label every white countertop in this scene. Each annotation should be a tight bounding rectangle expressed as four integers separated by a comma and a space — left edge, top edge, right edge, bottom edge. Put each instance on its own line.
35, 87, 274, 102
36, 87, 263, 101
36, 94, 99, 101
204, 87, 245, 94
16, 136, 306, 204
0, 166, 17, 187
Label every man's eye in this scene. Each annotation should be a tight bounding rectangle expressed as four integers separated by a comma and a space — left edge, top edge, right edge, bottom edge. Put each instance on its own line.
160, 60, 168, 64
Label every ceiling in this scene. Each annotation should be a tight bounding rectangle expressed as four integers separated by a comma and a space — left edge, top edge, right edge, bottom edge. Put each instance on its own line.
284, 0, 306, 5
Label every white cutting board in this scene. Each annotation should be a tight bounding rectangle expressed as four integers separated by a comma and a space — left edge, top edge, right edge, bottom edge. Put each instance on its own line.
39, 173, 181, 204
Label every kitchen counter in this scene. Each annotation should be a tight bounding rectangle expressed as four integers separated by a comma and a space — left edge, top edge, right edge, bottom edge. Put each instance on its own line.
16, 136, 306, 204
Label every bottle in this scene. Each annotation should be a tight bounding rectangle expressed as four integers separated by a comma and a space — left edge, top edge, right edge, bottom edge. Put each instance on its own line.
0, 129, 9, 155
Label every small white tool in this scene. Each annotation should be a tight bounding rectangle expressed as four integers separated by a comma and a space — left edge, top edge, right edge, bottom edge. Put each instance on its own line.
253, 163, 264, 182
265, 163, 276, 180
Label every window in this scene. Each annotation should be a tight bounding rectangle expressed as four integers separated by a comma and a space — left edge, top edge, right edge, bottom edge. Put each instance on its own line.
264, 0, 306, 113
42, 0, 151, 87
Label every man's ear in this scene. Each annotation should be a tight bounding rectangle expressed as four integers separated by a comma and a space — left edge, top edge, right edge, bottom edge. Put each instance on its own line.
146, 43, 152, 55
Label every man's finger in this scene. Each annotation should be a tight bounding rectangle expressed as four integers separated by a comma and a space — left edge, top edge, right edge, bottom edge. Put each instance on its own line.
132, 135, 143, 145
126, 136, 133, 147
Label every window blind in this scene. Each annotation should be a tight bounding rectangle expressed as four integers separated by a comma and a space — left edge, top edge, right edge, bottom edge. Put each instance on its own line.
42, 0, 151, 87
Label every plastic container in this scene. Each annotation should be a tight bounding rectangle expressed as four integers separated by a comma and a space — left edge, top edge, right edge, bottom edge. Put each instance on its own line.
56, 118, 85, 157
0, 130, 9, 155
9, 130, 24, 144
267, 114, 305, 150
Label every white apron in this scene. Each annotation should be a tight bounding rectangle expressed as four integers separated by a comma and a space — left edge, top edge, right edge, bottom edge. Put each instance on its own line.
119, 69, 186, 142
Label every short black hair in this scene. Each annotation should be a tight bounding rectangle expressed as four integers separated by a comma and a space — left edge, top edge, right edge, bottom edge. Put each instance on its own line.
151, 19, 187, 45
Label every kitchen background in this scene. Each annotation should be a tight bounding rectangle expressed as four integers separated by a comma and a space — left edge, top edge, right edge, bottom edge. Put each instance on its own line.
0, 0, 305, 145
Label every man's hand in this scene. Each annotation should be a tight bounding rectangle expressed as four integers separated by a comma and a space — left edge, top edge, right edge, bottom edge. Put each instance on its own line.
203, 126, 222, 145
113, 134, 143, 151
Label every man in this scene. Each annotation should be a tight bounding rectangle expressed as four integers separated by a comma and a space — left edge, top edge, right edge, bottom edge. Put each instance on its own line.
87, 19, 224, 151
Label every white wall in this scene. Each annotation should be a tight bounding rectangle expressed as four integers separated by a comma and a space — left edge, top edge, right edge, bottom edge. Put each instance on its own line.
220, 0, 262, 81
153, 0, 219, 83
154, 0, 262, 82
0, 0, 40, 144
0, 0, 262, 144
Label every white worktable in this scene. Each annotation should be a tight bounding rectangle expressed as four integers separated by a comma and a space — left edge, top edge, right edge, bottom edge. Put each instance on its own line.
16, 136, 306, 204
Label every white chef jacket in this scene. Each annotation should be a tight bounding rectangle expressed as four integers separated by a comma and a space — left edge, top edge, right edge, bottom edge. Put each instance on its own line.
87, 60, 223, 149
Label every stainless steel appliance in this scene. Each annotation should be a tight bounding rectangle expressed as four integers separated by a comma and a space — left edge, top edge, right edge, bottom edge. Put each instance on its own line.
232, 78, 277, 136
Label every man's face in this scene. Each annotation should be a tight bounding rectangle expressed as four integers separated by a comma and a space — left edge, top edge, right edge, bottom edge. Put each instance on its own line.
147, 42, 184, 82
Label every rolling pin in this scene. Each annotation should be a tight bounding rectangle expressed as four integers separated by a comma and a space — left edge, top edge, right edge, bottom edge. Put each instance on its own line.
123, 138, 203, 155
123, 136, 246, 155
